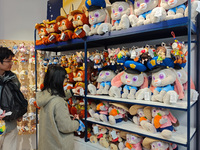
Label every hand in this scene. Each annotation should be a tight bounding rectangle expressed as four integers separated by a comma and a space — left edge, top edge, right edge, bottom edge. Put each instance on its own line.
72, 87, 82, 95
0, 110, 6, 120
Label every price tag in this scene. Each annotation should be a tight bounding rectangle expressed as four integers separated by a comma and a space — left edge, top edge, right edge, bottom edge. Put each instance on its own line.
144, 92, 150, 101
75, 29, 82, 35
196, 2, 200, 13
154, 7, 162, 17
170, 92, 177, 104
102, 24, 109, 33
111, 130, 118, 140
93, 126, 99, 134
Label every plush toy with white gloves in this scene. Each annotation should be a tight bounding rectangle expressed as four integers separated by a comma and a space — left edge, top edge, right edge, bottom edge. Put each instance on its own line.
160, 0, 187, 20
85, 0, 112, 36
109, 0, 134, 31
133, 0, 166, 26
185, 0, 200, 23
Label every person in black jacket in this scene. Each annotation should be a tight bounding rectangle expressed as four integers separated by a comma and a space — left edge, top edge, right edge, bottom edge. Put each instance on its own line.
0, 47, 21, 150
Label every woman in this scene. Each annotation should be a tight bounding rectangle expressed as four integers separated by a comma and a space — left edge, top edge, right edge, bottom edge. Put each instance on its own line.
36, 64, 83, 150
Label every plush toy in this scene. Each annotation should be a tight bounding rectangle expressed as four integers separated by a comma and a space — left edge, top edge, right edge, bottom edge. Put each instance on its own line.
119, 131, 143, 150
156, 46, 166, 64
129, 105, 156, 133
85, 0, 112, 35
71, 8, 90, 39
133, 0, 166, 26
88, 67, 98, 87
88, 67, 116, 95
53, 57, 59, 64
60, 56, 68, 67
108, 129, 123, 150
152, 108, 179, 139
73, 68, 88, 89
43, 19, 60, 44
109, 63, 148, 99
102, 51, 110, 67
93, 52, 103, 70
117, 48, 129, 65
29, 44, 35, 55
19, 43, 26, 53
109, 0, 133, 31
160, 0, 187, 20
185, 0, 200, 23
56, 15, 74, 41
142, 137, 178, 150
35, 23, 48, 45
108, 48, 120, 65
139, 46, 152, 64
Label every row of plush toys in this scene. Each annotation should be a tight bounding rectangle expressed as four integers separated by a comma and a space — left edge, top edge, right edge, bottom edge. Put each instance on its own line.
88, 32, 199, 105
89, 123, 178, 150
35, 0, 200, 45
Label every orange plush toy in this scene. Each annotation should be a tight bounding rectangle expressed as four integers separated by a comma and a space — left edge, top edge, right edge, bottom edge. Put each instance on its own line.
43, 19, 60, 44
56, 15, 74, 42
35, 23, 48, 45
70, 9, 89, 39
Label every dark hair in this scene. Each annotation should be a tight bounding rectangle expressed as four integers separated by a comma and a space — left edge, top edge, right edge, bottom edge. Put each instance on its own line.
0, 47, 14, 63
42, 64, 67, 97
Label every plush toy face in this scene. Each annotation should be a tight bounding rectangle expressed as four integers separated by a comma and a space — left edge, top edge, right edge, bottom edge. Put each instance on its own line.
151, 141, 169, 150
134, 0, 158, 16
89, 9, 107, 25
137, 108, 145, 117
176, 69, 187, 84
126, 134, 142, 144
111, 2, 130, 20
97, 70, 116, 82
38, 27, 48, 38
160, 0, 187, 10
73, 70, 85, 82
121, 72, 144, 87
152, 69, 176, 87
72, 13, 89, 28
58, 18, 74, 31
46, 23, 59, 33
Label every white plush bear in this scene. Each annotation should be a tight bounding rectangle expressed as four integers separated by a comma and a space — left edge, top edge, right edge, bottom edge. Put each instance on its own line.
151, 68, 184, 104
160, 0, 187, 20
110, 0, 132, 30
133, 0, 166, 26
185, 0, 200, 23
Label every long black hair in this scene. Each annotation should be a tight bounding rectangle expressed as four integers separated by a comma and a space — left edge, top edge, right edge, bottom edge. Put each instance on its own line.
0, 47, 14, 63
42, 64, 66, 97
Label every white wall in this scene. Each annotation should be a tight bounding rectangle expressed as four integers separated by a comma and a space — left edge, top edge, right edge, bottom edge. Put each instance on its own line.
0, 0, 48, 41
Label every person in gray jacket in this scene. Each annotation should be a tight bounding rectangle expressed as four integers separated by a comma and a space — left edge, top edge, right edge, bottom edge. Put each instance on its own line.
36, 64, 83, 150
0, 47, 21, 150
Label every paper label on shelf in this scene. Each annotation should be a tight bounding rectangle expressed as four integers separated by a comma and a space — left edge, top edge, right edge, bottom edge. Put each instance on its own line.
75, 29, 82, 35
154, 8, 162, 17
170, 92, 177, 103
111, 130, 118, 140
196, 2, 200, 13
144, 92, 150, 101
192, 91, 199, 101
102, 24, 109, 33
93, 126, 99, 134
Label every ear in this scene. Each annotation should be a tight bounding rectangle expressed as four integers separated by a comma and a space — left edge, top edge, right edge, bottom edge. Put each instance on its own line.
57, 22, 60, 26
140, 74, 148, 89
68, 15, 73, 21
111, 71, 124, 87
108, 48, 111, 54
85, 11, 89, 18
116, 48, 120, 53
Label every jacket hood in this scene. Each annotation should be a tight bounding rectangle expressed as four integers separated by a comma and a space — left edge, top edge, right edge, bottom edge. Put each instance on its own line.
0, 71, 16, 83
36, 90, 57, 107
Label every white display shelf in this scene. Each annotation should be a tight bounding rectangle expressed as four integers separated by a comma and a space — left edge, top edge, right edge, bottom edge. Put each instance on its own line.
74, 136, 109, 150
87, 94, 197, 111
87, 117, 196, 146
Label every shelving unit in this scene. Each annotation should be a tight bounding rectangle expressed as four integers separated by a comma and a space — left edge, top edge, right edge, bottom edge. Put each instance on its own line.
34, 1, 199, 149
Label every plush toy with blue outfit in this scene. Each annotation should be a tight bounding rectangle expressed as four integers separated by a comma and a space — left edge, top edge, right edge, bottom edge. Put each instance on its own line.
85, 0, 112, 35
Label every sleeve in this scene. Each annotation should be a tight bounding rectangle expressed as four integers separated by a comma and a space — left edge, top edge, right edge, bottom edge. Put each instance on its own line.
12, 74, 21, 89
54, 99, 80, 133
64, 89, 73, 100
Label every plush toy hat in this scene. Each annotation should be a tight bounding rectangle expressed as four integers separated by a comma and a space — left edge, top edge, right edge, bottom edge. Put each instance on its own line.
125, 60, 147, 72
43, 19, 56, 25
85, 0, 106, 11
129, 105, 144, 115
109, 0, 134, 4
142, 137, 161, 149
110, 103, 129, 111
35, 23, 45, 29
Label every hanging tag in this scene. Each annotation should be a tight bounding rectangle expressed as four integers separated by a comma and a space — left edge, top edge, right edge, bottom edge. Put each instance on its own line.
148, 48, 155, 58
170, 92, 177, 103
166, 47, 172, 58
154, 7, 162, 17
144, 92, 150, 101
196, 2, 200, 13
111, 130, 118, 140
79, 88, 84, 96
192, 90, 199, 101
93, 126, 99, 134
102, 24, 109, 33
49, 35, 55, 41
75, 29, 82, 35
61, 33, 66, 40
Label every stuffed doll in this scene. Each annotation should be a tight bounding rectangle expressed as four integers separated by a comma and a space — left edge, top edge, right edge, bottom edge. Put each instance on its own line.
129, 105, 156, 133
117, 48, 129, 66
142, 137, 178, 150
56, 15, 74, 41
88, 67, 116, 95
109, 0, 133, 31
128, 46, 141, 62
43, 19, 60, 44
160, 0, 187, 20
93, 52, 103, 70
88, 67, 98, 87
109, 63, 148, 99
108, 129, 123, 150
53, 57, 59, 64
35, 23, 48, 45
60, 55, 68, 67
156, 46, 166, 64
85, 0, 112, 35
29, 44, 35, 55
102, 51, 110, 67
119, 131, 143, 150
139, 46, 153, 64
133, 0, 166, 26
152, 108, 179, 139
71, 8, 90, 39
19, 43, 26, 53
73, 68, 89, 89
107, 103, 128, 125
108, 48, 120, 65
185, 0, 200, 23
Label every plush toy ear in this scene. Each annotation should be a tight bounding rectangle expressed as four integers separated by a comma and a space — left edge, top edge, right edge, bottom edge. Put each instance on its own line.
68, 15, 73, 21
140, 74, 148, 89
111, 71, 124, 87
57, 22, 60, 26
168, 112, 177, 124
174, 78, 184, 99
129, 3, 133, 15
104, 9, 110, 23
